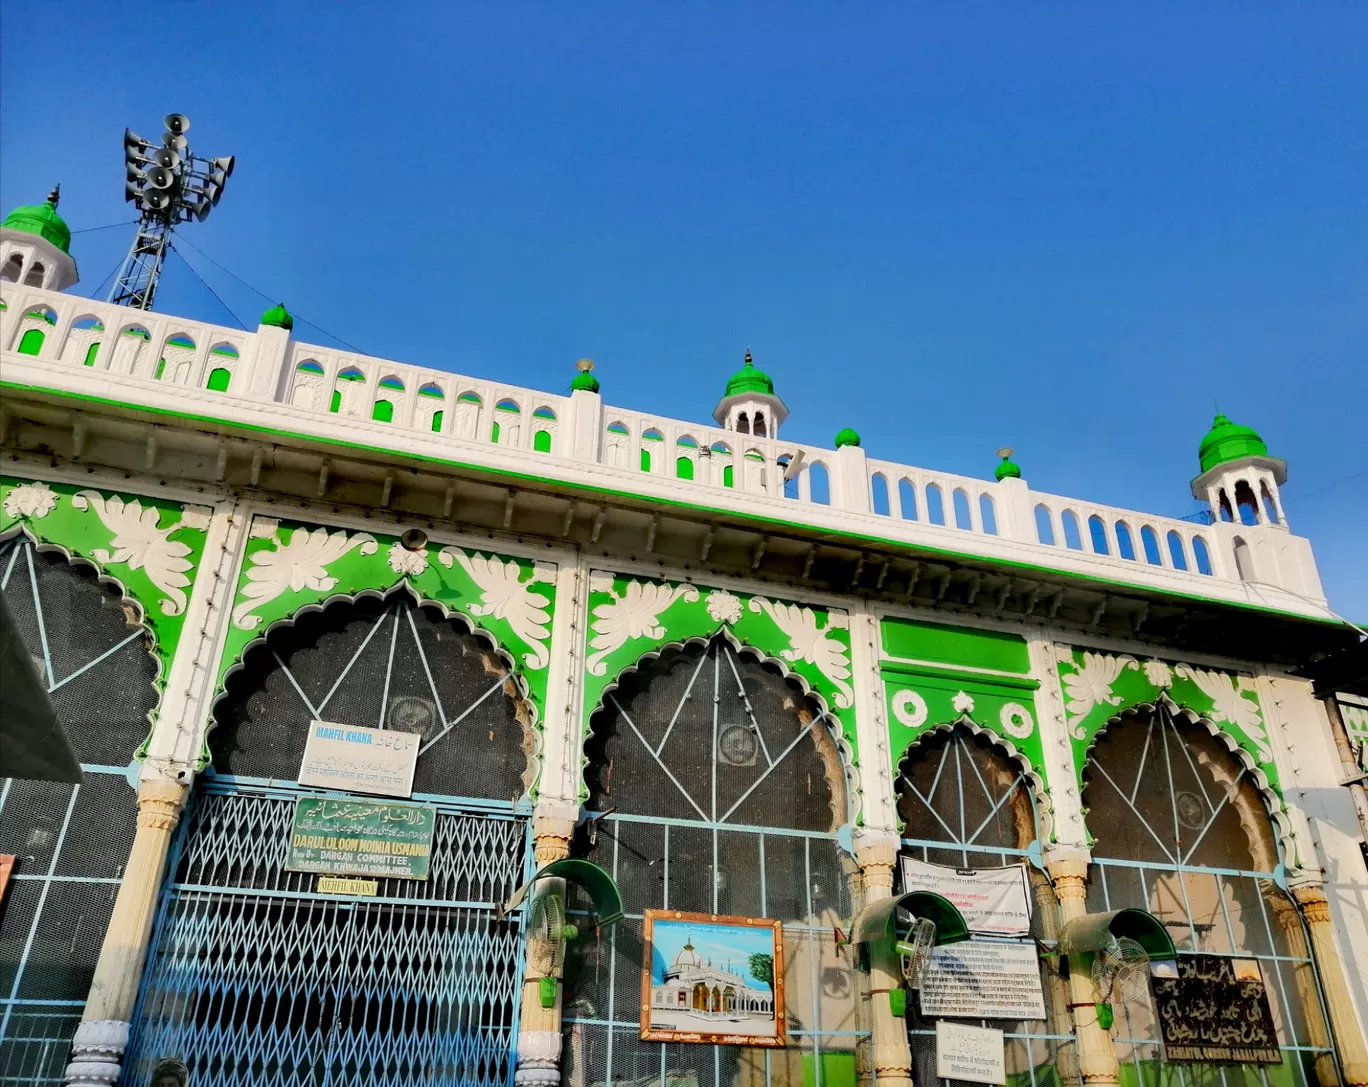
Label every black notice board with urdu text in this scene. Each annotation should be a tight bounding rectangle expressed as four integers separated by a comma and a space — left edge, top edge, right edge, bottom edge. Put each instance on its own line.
1151, 954, 1281, 1064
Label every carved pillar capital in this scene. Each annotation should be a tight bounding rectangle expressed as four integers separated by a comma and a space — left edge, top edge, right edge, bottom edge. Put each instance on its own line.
1290, 880, 1368, 1084
532, 798, 578, 866
853, 828, 900, 901
135, 778, 188, 833
1044, 848, 1091, 916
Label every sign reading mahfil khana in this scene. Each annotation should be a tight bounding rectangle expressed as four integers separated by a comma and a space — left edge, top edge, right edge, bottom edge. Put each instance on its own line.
298, 720, 420, 798
286, 796, 436, 881
899, 858, 1033, 937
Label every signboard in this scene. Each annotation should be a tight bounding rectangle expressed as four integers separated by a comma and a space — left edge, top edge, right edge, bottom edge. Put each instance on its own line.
900, 858, 1033, 937
1151, 955, 1281, 1064
919, 941, 1047, 1021
317, 876, 379, 896
286, 796, 436, 880
297, 720, 420, 798
0, 855, 14, 904
935, 1021, 1005, 1086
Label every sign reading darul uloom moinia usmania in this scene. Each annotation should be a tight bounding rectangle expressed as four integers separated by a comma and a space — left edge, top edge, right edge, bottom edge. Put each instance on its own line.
285, 796, 436, 881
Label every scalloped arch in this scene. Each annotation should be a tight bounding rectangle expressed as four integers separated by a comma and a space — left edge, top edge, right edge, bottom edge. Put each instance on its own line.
1081, 696, 1296, 871
582, 626, 862, 825
0, 525, 163, 759
894, 716, 1055, 845
204, 580, 544, 788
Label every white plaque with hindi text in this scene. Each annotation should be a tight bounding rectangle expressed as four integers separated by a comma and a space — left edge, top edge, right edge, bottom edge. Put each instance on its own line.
919, 941, 1047, 1021
900, 858, 1033, 937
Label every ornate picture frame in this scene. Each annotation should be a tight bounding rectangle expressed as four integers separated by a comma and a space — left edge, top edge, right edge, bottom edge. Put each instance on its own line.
640, 909, 786, 1047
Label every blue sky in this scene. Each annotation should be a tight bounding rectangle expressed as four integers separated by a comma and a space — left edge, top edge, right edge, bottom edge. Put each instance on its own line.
650, 920, 773, 987
3, 4, 1363, 616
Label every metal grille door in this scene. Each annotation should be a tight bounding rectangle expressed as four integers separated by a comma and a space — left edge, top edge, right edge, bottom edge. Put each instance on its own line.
122, 784, 529, 1087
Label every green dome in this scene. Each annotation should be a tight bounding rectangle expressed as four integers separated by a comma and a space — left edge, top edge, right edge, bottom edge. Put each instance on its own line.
260, 302, 294, 330
2, 186, 71, 254
994, 450, 1022, 480
1199, 414, 1268, 473
834, 427, 861, 448
724, 350, 775, 398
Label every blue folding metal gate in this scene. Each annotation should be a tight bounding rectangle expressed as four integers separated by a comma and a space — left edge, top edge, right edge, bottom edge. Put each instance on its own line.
122, 778, 531, 1087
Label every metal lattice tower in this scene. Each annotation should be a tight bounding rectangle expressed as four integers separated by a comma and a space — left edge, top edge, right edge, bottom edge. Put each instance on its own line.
109, 113, 234, 310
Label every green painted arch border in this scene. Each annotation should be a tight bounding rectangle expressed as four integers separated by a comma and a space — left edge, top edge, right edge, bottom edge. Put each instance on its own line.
0, 522, 166, 764
579, 625, 863, 826
205, 579, 549, 798
891, 715, 1055, 847
1077, 697, 1297, 871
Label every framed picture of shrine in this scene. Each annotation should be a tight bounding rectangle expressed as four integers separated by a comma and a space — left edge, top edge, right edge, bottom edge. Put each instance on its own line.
640, 910, 786, 1047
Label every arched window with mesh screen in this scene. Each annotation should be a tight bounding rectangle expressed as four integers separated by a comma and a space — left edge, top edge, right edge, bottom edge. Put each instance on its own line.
124, 585, 537, 1087
1082, 704, 1335, 1085
895, 724, 1076, 1086
563, 635, 860, 1087
0, 535, 159, 1082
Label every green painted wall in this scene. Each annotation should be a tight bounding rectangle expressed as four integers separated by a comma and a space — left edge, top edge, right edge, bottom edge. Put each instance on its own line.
882, 616, 1031, 674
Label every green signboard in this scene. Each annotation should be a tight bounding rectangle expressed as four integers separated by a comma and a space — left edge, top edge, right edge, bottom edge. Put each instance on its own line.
286, 795, 437, 880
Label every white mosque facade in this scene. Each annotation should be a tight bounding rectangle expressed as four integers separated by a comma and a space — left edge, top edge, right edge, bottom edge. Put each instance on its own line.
650, 940, 775, 1026
2, 184, 1368, 1087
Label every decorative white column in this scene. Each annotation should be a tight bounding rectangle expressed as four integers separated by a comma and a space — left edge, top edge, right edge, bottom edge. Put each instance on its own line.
514, 802, 579, 1087
64, 775, 189, 1086
1043, 848, 1120, 1087
854, 828, 915, 1087
1291, 880, 1368, 1087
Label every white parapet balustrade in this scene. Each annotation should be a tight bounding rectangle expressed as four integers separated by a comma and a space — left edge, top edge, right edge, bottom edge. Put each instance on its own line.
0, 283, 1326, 611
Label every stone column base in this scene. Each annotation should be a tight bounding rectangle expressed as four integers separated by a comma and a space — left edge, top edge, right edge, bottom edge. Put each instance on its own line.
64, 1020, 129, 1087
515, 1028, 564, 1087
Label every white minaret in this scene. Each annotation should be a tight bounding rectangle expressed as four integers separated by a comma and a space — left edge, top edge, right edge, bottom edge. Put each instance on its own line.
1190, 413, 1288, 529
713, 350, 788, 438
0, 186, 79, 292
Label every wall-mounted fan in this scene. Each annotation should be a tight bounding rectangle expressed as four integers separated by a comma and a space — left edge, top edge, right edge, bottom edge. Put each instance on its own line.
527, 884, 579, 1008
893, 917, 937, 989
1090, 934, 1150, 1029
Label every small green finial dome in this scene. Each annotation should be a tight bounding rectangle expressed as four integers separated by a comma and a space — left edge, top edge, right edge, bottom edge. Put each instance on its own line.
3, 186, 71, 254
994, 447, 1022, 481
1199, 413, 1268, 473
725, 350, 775, 398
260, 302, 294, 330
571, 359, 600, 393
834, 427, 861, 448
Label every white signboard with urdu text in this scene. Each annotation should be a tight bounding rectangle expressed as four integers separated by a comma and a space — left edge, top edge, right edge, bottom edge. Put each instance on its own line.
297, 721, 420, 798
900, 857, 1033, 937
919, 941, 1047, 1021
936, 1021, 1005, 1086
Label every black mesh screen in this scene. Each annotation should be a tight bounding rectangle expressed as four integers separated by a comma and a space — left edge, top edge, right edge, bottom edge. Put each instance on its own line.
896, 726, 1037, 855
210, 593, 533, 803
584, 640, 847, 831
0, 538, 150, 1084
1083, 710, 1280, 871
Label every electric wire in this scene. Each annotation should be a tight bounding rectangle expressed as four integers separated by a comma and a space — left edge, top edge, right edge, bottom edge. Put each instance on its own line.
172, 233, 366, 353
83, 258, 125, 301
168, 244, 248, 330
71, 220, 138, 235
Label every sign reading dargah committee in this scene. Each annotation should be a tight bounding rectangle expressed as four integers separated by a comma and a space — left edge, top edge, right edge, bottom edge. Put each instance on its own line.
285, 795, 436, 881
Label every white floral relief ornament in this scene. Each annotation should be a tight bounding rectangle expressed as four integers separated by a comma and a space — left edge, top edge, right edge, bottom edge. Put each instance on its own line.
71, 490, 197, 615
706, 589, 742, 626
1057, 649, 1135, 729
387, 541, 429, 577
1173, 663, 1272, 763
999, 702, 1034, 739
232, 526, 378, 629
438, 547, 553, 670
586, 579, 700, 676
1143, 659, 1173, 689
892, 689, 928, 729
951, 690, 976, 716
3, 481, 58, 520
748, 597, 854, 709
